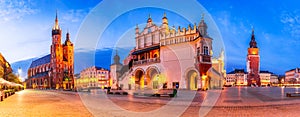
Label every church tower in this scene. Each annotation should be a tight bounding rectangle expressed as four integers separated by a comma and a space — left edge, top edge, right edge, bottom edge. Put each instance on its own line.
110, 50, 123, 88
247, 29, 261, 86
51, 11, 64, 89
63, 31, 74, 89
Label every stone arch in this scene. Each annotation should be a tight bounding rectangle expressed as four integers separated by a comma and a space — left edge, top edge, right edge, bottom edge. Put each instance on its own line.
184, 67, 200, 90
146, 66, 161, 89
133, 68, 145, 89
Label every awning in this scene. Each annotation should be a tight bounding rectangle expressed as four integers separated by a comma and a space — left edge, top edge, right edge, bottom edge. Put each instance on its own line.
0, 78, 23, 87
132, 45, 160, 55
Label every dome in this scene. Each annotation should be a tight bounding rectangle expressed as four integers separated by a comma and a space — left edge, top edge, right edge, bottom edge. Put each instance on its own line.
113, 51, 120, 64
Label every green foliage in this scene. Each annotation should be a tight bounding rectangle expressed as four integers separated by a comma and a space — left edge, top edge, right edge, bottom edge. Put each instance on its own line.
6, 73, 21, 84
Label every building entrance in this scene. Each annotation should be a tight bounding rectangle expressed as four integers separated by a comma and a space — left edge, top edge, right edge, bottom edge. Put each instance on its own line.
187, 70, 198, 90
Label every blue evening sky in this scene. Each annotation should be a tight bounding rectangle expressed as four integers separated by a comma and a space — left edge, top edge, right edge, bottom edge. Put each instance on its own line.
1, 0, 299, 75
200, 0, 300, 74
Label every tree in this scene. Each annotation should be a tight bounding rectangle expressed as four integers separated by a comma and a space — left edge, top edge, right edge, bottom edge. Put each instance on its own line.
6, 73, 21, 84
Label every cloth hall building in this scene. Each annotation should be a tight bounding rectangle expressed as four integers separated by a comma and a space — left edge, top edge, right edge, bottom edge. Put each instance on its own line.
110, 13, 225, 90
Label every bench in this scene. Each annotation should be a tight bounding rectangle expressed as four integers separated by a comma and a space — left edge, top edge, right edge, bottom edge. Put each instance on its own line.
286, 92, 300, 97
154, 89, 177, 97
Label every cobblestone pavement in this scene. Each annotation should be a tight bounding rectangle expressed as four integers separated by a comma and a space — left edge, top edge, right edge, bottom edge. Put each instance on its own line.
205, 104, 300, 117
1, 87, 300, 117
0, 90, 92, 117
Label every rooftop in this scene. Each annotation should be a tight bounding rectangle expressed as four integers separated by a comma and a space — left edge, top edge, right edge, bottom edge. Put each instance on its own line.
29, 54, 50, 68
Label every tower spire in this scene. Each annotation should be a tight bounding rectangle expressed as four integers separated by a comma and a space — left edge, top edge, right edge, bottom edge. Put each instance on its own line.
147, 14, 152, 23
66, 30, 70, 40
249, 28, 257, 48
53, 10, 59, 30
55, 10, 58, 22
52, 10, 61, 36
64, 30, 72, 46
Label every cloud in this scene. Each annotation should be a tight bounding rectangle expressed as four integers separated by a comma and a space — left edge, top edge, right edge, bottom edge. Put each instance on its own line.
0, 0, 38, 23
280, 10, 300, 38
62, 9, 88, 23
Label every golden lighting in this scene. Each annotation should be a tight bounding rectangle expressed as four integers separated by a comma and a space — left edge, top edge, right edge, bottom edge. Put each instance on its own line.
248, 48, 259, 55
202, 75, 207, 80
5, 62, 9, 67
157, 74, 167, 84
129, 77, 135, 84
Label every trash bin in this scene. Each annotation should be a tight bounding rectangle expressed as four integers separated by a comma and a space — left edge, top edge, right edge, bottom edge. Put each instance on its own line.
173, 89, 177, 97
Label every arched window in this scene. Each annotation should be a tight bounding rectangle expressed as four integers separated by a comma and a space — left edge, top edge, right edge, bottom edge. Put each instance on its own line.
153, 54, 158, 58
203, 46, 209, 55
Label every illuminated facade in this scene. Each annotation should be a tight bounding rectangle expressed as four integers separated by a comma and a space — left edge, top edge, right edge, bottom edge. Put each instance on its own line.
259, 71, 272, 86
26, 12, 74, 90
285, 68, 300, 83
270, 74, 279, 84
247, 29, 261, 86
226, 69, 247, 86
111, 13, 225, 90
76, 66, 110, 89
0, 53, 12, 80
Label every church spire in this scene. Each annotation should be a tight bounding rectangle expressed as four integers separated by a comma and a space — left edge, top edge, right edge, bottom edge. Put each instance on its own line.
249, 28, 257, 48
66, 30, 70, 41
52, 10, 61, 36
64, 30, 72, 46
147, 14, 152, 23
53, 10, 60, 30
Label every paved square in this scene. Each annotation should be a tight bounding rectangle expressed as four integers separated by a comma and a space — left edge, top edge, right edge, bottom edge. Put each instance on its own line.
1, 87, 300, 117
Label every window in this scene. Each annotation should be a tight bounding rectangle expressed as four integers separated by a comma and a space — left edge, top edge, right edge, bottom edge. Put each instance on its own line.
203, 46, 209, 55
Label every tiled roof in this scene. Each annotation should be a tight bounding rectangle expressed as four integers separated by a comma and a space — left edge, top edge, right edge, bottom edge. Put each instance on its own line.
260, 70, 273, 74
95, 66, 109, 71
286, 68, 300, 72
227, 69, 247, 74
30, 71, 49, 78
29, 54, 51, 68
227, 71, 235, 74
